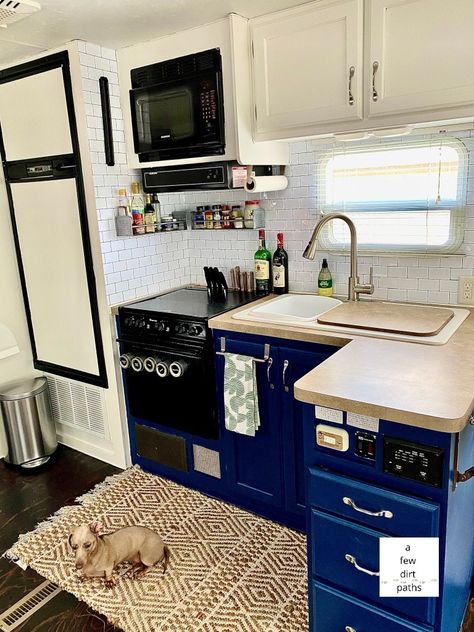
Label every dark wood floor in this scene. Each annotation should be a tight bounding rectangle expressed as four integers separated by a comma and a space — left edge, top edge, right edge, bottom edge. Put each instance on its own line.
0, 445, 121, 631
0, 445, 472, 632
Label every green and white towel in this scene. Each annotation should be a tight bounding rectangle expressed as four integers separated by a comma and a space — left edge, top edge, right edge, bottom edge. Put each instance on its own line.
223, 353, 261, 436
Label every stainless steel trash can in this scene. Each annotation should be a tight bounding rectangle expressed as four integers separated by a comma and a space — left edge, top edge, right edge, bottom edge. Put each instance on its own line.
0, 376, 57, 468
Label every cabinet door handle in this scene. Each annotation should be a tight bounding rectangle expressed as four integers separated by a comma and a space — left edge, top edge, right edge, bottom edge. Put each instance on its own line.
343, 496, 393, 519
348, 65, 355, 106
282, 359, 289, 392
372, 61, 379, 101
267, 357, 274, 389
345, 554, 380, 577
345, 628, 357, 632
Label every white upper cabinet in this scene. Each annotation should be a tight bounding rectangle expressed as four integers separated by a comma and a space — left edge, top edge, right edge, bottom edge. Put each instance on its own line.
251, 0, 363, 141
250, 0, 474, 140
368, 0, 474, 118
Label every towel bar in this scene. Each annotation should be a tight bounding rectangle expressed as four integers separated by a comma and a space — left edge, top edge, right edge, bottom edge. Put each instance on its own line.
216, 337, 271, 363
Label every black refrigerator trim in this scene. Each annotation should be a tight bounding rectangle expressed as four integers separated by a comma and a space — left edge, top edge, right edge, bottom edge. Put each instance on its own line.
0, 50, 108, 388
99, 76, 115, 167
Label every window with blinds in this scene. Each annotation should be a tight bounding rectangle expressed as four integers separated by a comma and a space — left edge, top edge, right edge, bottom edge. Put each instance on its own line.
317, 138, 467, 254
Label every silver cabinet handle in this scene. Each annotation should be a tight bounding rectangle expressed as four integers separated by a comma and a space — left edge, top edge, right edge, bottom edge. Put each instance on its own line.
345, 554, 380, 577
372, 61, 379, 101
348, 66, 355, 106
282, 359, 289, 392
267, 357, 274, 389
343, 496, 393, 519
345, 628, 357, 632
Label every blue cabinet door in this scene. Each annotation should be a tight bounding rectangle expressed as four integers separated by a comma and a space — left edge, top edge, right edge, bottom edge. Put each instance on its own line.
279, 346, 332, 523
215, 334, 284, 509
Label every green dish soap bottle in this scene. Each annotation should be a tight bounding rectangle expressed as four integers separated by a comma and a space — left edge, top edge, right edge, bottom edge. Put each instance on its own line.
318, 259, 333, 296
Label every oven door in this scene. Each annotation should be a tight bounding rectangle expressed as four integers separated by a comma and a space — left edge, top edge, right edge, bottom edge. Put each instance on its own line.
119, 341, 218, 440
129, 71, 225, 162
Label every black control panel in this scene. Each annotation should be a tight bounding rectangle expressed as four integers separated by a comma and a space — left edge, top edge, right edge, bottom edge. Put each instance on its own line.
355, 432, 376, 460
383, 437, 444, 487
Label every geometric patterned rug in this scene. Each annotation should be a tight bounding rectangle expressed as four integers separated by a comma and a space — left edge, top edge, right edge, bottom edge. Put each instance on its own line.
4, 466, 308, 631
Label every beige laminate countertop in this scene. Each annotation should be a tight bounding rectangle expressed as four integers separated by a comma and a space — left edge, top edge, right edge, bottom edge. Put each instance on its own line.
208, 295, 474, 433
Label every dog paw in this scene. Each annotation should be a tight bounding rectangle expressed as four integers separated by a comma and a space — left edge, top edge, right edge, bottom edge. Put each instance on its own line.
104, 579, 116, 590
78, 575, 89, 584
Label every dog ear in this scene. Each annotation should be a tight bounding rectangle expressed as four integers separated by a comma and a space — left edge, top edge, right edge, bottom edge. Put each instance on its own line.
89, 520, 104, 535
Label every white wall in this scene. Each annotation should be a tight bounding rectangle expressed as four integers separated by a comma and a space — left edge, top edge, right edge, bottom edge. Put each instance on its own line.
0, 165, 39, 457
95, 129, 474, 306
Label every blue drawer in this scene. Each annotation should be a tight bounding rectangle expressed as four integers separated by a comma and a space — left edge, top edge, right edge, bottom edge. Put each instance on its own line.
312, 581, 433, 632
311, 509, 436, 624
308, 468, 439, 536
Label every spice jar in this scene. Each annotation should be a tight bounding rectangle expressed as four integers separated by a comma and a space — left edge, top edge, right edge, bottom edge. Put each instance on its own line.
222, 205, 231, 229
204, 206, 214, 229
231, 205, 243, 229
212, 204, 222, 229
194, 205, 205, 229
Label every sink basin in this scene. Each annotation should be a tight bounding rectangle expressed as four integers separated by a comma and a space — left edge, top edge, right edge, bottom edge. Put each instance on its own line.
236, 294, 342, 323
233, 295, 470, 345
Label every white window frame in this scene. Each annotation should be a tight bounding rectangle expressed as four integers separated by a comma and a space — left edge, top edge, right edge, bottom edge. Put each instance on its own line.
317, 138, 468, 255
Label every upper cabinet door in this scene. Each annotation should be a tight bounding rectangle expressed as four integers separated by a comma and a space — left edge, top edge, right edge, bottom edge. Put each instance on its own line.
251, 0, 363, 141
368, 0, 474, 117
0, 67, 72, 160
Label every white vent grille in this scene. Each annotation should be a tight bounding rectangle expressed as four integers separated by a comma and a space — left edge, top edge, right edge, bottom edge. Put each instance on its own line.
0, 580, 60, 631
0, 0, 41, 28
46, 375, 107, 439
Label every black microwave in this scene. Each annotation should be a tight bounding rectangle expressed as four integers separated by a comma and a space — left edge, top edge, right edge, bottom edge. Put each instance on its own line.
129, 48, 225, 163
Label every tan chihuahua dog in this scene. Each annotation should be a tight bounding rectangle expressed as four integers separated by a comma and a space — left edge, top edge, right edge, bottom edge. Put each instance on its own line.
69, 520, 170, 588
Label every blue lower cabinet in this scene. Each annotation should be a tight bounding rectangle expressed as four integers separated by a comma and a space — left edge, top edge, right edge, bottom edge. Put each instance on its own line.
311, 509, 436, 624
214, 331, 336, 529
312, 582, 433, 632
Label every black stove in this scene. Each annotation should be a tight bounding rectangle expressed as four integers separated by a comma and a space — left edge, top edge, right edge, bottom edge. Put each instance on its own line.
119, 287, 257, 346
117, 287, 258, 442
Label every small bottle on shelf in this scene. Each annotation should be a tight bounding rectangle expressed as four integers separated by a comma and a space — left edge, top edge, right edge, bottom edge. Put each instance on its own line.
272, 232, 289, 294
318, 258, 333, 296
144, 193, 156, 233
130, 182, 145, 235
152, 193, 161, 231
254, 229, 272, 295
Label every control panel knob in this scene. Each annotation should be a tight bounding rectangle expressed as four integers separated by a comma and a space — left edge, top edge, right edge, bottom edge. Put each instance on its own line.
176, 323, 188, 334
138, 319, 146, 328
157, 320, 167, 332
189, 325, 203, 336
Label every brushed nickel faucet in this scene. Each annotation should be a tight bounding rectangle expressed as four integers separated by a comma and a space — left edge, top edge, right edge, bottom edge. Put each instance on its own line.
303, 213, 374, 301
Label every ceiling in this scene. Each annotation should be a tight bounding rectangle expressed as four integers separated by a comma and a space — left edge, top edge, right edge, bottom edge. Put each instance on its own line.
0, 0, 313, 66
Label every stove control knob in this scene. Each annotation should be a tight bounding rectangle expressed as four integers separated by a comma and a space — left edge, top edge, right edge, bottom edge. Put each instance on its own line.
189, 325, 203, 336
176, 323, 188, 335
157, 320, 167, 332
138, 319, 146, 328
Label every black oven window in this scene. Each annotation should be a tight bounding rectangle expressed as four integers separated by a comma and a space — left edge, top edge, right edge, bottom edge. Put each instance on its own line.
136, 87, 194, 148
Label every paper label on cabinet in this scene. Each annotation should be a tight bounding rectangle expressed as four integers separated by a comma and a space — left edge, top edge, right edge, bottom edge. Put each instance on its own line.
315, 406, 343, 424
347, 412, 379, 432
232, 166, 248, 188
379, 538, 439, 597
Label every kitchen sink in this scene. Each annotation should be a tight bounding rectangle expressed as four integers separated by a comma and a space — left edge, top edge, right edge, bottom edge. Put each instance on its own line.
235, 294, 342, 322
233, 294, 469, 345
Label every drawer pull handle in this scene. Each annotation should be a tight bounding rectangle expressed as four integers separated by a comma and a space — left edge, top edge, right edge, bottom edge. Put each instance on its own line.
345, 628, 357, 632
282, 359, 289, 392
345, 554, 380, 577
343, 497, 393, 519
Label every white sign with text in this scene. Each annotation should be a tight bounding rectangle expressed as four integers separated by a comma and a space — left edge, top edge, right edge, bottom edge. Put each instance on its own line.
379, 538, 439, 597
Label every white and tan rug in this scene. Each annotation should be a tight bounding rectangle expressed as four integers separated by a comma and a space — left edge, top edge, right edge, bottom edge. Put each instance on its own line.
4, 466, 308, 632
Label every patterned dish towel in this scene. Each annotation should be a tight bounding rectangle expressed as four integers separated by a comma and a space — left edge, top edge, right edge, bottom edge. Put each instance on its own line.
223, 353, 261, 436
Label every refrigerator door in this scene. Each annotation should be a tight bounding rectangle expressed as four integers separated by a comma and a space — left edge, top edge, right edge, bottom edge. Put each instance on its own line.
0, 51, 107, 387
0, 67, 72, 161
10, 178, 99, 376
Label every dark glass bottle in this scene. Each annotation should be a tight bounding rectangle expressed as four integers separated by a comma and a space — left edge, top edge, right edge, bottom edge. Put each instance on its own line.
254, 229, 272, 294
272, 232, 289, 294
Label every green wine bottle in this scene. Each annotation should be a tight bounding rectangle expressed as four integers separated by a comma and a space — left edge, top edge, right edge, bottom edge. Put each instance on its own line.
254, 229, 272, 294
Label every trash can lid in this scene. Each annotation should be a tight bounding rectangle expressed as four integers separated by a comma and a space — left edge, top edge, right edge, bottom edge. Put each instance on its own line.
0, 376, 48, 401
